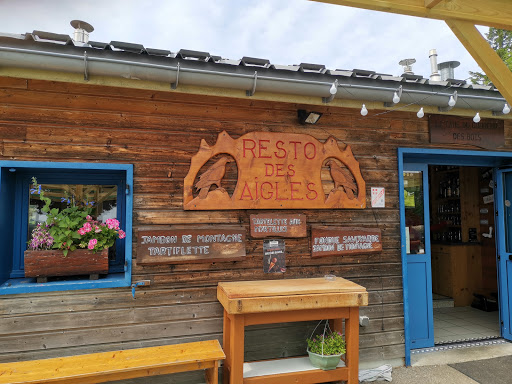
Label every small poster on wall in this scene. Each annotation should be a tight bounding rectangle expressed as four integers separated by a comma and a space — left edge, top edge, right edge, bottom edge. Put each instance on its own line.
263, 239, 286, 273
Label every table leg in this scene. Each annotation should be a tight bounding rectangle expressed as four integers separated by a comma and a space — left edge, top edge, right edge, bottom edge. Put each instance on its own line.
223, 311, 231, 384
229, 314, 244, 384
345, 307, 360, 384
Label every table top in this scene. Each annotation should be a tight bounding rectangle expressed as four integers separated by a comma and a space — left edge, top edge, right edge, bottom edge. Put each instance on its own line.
217, 277, 368, 314
218, 277, 365, 299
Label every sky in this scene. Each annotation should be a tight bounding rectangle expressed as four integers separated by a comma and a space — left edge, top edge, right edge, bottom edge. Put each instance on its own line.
0, 0, 487, 80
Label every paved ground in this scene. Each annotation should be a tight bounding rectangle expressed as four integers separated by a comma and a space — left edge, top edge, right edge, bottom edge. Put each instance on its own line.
369, 342, 512, 384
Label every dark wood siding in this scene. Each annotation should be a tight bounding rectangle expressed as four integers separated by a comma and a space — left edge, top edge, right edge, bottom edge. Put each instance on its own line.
1, 77, 511, 376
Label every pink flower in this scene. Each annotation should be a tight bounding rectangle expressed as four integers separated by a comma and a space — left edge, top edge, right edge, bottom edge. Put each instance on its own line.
106, 218, 120, 230
83, 222, 92, 233
95, 226, 102, 233
86, 215, 92, 221
78, 228, 86, 235
88, 238, 97, 250
118, 230, 126, 239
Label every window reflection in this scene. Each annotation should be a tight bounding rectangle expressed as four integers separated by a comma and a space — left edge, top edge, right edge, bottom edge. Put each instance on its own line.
404, 172, 425, 254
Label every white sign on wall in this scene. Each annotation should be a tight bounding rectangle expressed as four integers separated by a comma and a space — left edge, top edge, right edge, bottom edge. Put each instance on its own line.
371, 187, 385, 208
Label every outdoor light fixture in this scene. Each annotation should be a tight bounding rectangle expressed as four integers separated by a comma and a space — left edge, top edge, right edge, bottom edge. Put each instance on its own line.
417, 107, 424, 118
298, 109, 322, 125
504, 103, 511, 115
439, 91, 457, 112
392, 85, 403, 104
323, 79, 338, 103
473, 112, 481, 123
360, 104, 368, 116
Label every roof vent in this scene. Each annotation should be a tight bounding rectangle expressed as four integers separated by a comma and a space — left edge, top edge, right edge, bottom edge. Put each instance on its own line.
70, 20, 94, 44
429, 49, 442, 82
399, 58, 416, 75
438, 60, 460, 81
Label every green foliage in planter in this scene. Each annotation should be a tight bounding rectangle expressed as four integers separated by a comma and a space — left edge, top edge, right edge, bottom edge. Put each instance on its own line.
307, 331, 346, 356
29, 178, 125, 257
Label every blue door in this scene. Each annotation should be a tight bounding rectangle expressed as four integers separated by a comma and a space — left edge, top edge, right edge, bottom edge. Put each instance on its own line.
403, 164, 434, 348
495, 169, 512, 341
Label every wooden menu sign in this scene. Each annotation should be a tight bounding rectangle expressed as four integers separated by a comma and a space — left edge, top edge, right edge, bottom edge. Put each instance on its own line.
184, 131, 365, 210
429, 115, 504, 149
311, 227, 382, 257
250, 213, 306, 238
137, 227, 246, 264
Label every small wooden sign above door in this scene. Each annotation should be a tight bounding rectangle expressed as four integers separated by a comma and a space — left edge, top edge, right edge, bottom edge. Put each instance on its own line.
429, 115, 504, 150
250, 213, 307, 238
137, 227, 246, 264
183, 131, 366, 210
311, 226, 382, 257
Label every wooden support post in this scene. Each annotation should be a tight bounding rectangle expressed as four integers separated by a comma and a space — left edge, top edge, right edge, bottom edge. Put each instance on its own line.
229, 314, 244, 383
446, 19, 512, 106
345, 307, 360, 384
222, 311, 231, 384
424, 0, 443, 8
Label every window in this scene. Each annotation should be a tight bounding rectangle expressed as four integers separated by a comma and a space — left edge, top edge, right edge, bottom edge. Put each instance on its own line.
0, 161, 133, 294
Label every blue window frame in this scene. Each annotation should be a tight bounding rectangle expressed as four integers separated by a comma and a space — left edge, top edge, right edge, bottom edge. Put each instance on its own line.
0, 161, 133, 294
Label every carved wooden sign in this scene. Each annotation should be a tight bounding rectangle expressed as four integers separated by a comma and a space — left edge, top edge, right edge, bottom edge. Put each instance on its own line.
429, 115, 504, 149
137, 227, 246, 264
250, 213, 307, 238
184, 131, 365, 210
311, 227, 382, 257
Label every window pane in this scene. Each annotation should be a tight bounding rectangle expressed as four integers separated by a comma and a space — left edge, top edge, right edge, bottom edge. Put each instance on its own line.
28, 184, 118, 256
404, 171, 425, 254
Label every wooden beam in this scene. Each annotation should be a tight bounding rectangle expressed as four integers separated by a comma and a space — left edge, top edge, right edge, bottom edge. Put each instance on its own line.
310, 1, 512, 29
446, 19, 512, 106
424, 0, 443, 8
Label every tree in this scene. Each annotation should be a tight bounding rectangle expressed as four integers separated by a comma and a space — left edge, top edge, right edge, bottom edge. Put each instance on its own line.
469, 28, 512, 85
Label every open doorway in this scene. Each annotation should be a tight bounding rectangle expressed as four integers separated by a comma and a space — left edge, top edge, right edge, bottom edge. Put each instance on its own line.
429, 165, 499, 344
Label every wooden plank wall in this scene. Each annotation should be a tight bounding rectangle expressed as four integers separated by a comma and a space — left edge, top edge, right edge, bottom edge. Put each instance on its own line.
0, 77, 510, 375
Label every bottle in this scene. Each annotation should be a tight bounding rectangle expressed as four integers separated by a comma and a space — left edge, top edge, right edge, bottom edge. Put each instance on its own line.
447, 179, 452, 197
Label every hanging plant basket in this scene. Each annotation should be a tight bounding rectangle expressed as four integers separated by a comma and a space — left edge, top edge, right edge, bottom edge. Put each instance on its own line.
306, 320, 346, 371
24, 248, 109, 282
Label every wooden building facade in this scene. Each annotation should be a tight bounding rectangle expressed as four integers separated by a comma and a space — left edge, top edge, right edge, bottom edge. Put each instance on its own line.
0, 28, 511, 382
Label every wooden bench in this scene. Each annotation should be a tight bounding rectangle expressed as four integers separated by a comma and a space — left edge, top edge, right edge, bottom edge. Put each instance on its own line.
0, 340, 225, 384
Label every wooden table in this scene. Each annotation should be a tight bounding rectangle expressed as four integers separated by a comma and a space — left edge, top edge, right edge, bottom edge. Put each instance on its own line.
217, 277, 368, 384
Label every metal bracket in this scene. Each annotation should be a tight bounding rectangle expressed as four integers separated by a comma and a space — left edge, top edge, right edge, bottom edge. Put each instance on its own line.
83, 51, 89, 81
246, 71, 258, 96
171, 62, 180, 89
131, 280, 151, 299
438, 91, 458, 112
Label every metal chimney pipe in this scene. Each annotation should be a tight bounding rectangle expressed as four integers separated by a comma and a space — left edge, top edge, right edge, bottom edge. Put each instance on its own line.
70, 20, 94, 44
429, 49, 441, 82
438, 61, 461, 81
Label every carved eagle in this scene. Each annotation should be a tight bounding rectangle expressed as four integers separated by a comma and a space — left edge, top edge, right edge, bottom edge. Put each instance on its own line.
195, 155, 232, 199
326, 160, 357, 199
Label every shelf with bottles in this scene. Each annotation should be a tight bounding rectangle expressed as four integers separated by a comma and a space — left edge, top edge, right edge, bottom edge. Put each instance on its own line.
435, 200, 461, 215
437, 172, 460, 199
432, 228, 462, 243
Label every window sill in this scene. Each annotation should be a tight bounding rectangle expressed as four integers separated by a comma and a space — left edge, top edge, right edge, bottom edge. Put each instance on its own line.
0, 273, 130, 295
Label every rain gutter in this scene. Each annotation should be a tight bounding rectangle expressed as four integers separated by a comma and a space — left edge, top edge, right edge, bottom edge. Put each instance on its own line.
0, 45, 508, 114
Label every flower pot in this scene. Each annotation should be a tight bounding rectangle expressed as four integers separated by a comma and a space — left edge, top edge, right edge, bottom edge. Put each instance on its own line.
24, 248, 109, 281
307, 349, 342, 370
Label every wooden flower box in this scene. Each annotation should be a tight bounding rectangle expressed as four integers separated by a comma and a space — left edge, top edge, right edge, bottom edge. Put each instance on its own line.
24, 248, 109, 282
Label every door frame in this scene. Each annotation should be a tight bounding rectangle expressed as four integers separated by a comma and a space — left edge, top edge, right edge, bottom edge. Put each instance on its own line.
399, 148, 512, 365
